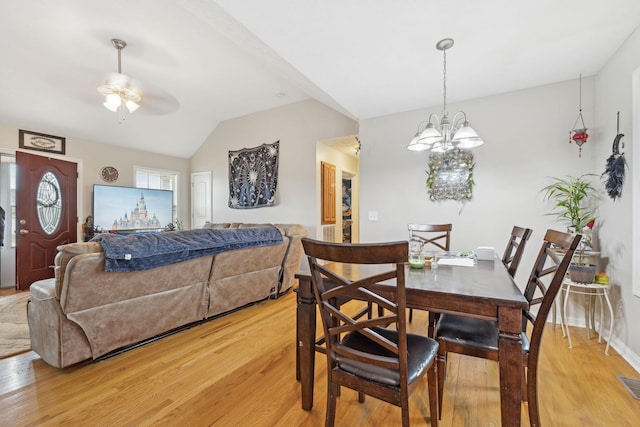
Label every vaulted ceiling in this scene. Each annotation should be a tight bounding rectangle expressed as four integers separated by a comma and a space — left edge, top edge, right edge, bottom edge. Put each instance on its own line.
1, 1, 639, 158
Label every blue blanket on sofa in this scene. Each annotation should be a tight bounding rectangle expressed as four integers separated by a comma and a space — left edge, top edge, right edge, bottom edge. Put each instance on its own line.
91, 227, 283, 272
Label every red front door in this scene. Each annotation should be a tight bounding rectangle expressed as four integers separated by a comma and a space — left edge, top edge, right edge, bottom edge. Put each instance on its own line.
15, 151, 77, 290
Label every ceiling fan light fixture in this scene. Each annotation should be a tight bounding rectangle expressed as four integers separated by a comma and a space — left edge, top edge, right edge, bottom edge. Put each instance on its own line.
125, 99, 140, 113
104, 94, 121, 112
97, 38, 141, 123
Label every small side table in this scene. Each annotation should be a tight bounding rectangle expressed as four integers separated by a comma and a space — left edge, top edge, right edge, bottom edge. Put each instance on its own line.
561, 278, 613, 355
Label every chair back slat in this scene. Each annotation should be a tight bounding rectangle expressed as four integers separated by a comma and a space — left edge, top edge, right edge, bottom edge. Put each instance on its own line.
502, 226, 533, 277
408, 223, 452, 252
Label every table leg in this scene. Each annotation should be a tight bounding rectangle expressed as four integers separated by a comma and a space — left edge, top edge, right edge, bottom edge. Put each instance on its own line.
296, 277, 316, 410
498, 306, 522, 427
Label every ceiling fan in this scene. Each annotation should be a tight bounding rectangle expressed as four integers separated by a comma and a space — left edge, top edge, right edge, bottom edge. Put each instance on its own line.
97, 38, 142, 123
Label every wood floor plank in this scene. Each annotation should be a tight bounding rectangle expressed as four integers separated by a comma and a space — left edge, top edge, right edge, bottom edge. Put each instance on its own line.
0, 290, 638, 426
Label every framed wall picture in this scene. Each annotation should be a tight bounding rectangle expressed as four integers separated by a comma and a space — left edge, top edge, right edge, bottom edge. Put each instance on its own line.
19, 129, 66, 155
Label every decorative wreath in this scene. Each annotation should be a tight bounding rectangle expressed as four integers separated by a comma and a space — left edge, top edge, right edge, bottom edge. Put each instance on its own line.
426, 148, 475, 202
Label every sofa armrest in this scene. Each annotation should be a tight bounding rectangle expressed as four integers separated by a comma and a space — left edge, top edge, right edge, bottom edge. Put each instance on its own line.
54, 242, 103, 298
274, 224, 307, 293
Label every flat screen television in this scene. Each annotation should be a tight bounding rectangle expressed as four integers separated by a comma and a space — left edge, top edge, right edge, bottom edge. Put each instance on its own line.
92, 184, 173, 233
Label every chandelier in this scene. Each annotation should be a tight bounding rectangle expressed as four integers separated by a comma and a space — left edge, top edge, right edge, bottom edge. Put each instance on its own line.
97, 39, 141, 124
407, 38, 483, 152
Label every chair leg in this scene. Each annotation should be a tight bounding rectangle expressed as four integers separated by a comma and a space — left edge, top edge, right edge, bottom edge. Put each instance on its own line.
401, 401, 410, 427
436, 348, 447, 418
326, 381, 338, 427
427, 360, 439, 426
357, 391, 365, 403
526, 365, 540, 427
409, 308, 413, 322
521, 365, 528, 401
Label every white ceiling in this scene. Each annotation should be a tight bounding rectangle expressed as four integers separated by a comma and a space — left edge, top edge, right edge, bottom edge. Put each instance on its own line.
1, 1, 639, 158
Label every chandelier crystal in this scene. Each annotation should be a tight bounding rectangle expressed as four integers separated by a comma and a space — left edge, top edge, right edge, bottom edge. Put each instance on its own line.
97, 39, 141, 124
407, 38, 484, 152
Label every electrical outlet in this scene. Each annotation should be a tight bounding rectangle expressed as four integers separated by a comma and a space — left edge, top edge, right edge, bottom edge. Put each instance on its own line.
368, 211, 378, 221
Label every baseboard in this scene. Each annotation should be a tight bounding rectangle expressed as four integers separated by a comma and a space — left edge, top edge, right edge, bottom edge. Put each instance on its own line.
610, 337, 640, 373
555, 315, 640, 373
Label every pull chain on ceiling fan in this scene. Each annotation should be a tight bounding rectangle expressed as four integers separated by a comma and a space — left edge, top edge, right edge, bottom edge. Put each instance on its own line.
97, 39, 141, 124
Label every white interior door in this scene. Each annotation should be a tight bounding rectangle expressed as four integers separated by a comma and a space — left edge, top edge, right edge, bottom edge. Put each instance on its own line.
191, 171, 212, 228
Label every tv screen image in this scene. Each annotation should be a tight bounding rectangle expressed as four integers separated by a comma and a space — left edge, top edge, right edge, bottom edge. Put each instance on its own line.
93, 185, 174, 232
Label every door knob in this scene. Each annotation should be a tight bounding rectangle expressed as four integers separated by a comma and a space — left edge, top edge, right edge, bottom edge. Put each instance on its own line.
19, 229, 29, 235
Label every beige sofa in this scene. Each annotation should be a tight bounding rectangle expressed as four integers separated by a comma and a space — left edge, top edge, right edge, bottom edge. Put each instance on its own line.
27, 223, 306, 368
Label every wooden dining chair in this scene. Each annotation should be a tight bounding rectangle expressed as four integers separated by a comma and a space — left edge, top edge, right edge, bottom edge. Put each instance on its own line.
301, 237, 440, 427
434, 229, 581, 427
502, 225, 533, 278
407, 223, 452, 322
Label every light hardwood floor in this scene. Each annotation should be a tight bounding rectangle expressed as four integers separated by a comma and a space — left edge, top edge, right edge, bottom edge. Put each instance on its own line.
0, 289, 638, 426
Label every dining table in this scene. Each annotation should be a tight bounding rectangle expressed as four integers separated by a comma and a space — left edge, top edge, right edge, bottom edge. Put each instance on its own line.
295, 256, 529, 427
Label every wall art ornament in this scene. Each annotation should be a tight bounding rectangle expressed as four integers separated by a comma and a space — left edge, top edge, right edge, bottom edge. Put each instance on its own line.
228, 140, 279, 209
569, 74, 589, 157
426, 148, 475, 202
602, 112, 627, 201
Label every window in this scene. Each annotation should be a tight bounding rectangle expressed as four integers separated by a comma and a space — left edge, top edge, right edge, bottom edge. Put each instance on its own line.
135, 167, 179, 224
36, 171, 62, 235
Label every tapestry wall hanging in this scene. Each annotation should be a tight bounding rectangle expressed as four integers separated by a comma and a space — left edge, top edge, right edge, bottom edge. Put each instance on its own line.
228, 140, 279, 209
426, 148, 475, 202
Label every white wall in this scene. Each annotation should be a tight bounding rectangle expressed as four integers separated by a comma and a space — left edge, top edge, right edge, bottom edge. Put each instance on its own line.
360, 78, 596, 285
593, 24, 640, 368
190, 99, 358, 238
0, 122, 192, 232
359, 68, 639, 369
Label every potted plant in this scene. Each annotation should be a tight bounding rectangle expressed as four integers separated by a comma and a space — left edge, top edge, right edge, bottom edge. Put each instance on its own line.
542, 174, 598, 283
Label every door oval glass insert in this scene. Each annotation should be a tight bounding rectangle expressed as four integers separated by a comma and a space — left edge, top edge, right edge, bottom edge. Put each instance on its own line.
37, 171, 62, 234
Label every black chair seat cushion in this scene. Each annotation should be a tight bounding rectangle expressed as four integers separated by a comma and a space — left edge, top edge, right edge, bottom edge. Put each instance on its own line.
436, 314, 529, 353
336, 327, 438, 386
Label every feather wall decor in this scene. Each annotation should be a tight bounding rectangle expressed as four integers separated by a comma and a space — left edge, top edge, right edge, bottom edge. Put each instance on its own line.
602, 112, 627, 200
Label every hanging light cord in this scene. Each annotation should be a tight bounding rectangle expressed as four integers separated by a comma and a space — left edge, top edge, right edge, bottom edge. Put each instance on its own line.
571, 74, 586, 130
580, 73, 582, 110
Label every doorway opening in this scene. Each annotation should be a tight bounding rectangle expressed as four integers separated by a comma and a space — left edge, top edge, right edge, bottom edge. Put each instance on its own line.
342, 174, 353, 243
317, 135, 360, 243
0, 153, 16, 289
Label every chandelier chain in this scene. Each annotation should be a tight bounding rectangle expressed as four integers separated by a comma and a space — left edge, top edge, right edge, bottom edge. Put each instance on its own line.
406, 38, 484, 152
442, 47, 447, 116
